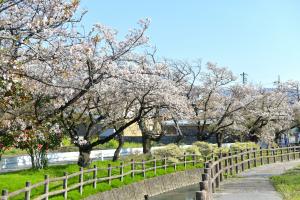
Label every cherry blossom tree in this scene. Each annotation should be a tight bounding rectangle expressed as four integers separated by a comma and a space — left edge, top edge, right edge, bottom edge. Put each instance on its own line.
183, 62, 238, 144
0, 0, 84, 168
0, 0, 155, 167
176, 62, 294, 147
130, 56, 193, 154
234, 85, 294, 145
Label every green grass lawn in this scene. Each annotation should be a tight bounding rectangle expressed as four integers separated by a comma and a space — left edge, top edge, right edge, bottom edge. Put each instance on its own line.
0, 158, 203, 200
271, 166, 300, 200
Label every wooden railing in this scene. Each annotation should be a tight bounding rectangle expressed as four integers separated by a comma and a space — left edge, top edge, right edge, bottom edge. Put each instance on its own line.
1, 152, 204, 200
196, 146, 300, 200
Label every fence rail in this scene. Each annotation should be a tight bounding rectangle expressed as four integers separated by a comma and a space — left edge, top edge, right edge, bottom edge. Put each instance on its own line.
196, 146, 300, 200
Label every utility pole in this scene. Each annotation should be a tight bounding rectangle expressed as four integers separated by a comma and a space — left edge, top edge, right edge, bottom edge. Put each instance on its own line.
240, 72, 248, 84
296, 83, 300, 102
274, 75, 281, 89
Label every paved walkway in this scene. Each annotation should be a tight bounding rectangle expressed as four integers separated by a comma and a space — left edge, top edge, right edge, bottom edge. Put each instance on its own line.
213, 160, 300, 200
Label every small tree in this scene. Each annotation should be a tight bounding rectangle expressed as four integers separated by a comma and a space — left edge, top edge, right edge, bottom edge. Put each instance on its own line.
11, 120, 62, 169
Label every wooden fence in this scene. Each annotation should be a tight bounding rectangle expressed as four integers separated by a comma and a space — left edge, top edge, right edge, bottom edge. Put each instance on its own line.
3, 146, 298, 200
1, 152, 204, 200
196, 146, 300, 200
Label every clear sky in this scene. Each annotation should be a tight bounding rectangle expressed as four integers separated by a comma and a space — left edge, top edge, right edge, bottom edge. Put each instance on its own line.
80, 0, 300, 87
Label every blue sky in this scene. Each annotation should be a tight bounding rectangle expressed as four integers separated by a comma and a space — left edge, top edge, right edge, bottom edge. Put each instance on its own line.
80, 0, 300, 87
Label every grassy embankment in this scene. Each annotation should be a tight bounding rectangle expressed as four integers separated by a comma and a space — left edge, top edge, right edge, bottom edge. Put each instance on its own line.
0, 156, 203, 200
271, 166, 300, 200
0, 142, 258, 199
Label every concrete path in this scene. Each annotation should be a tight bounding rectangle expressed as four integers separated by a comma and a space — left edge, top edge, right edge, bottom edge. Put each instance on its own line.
213, 160, 300, 200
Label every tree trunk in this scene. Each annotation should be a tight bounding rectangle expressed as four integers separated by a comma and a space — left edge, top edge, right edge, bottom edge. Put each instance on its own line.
142, 134, 151, 154
113, 133, 124, 161
27, 148, 48, 169
216, 132, 224, 148
197, 121, 209, 141
78, 145, 92, 167
173, 119, 184, 144
274, 132, 281, 145
248, 130, 259, 143
196, 121, 202, 141
138, 119, 152, 154
30, 153, 36, 169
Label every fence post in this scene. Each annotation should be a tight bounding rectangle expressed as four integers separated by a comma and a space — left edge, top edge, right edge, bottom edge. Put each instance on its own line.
25, 181, 31, 200
2, 189, 8, 200
267, 149, 270, 164
164, 156, 167, 171
241, 151, 245, 172
107, 164, 112, 185
79, 167, 83, 195
120, 162, 124, 182
131, 159, 135, 178
235, 153, 239, 174
193, 152, 196, 166
93, 165, 98, 188
247, 149, 251, 169
214, 157, 220, 189
204, 162, 212, 193
200, 180, 209, 192
224, 153, 228, 179
184, 153, 187, 169
270, 148, 273, 163
287, 147, 290, 161
280, 148, 284, 162
44, 175, 49, 200
253, 150, 257, 167
63, 172, 68, 199
199, 180, 210, 200
273, 148, 276, 163
154, 158, 157, 175
100, 151, 104, 161
260, 147, 263, 165
208, 161, 215, 193
142, 160, 146, 179
228, 152, 233, 175
196, 191, 207, 200
219, 154, 223, 182
293, 147, 296, 160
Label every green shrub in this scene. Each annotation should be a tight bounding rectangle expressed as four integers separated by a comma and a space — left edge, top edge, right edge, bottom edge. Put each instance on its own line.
121, 152, 152, 162
184, 145, 201, 156
99, 139, 119, 149
192, 141, 217, 156
56, 146, 78, 152
268, 142, 279, 148
152, 144, 184, 162
214, 146, 230, 155
123, 142, 142, 148
98, 140, 142, 149
61, 137, 73, 147
230, 142, 259, 152
184, 145, 203, 162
